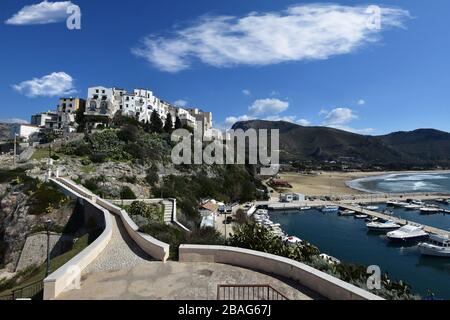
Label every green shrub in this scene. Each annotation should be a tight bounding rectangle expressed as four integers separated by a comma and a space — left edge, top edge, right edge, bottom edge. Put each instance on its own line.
27, 183, 69, 216
120, 186, 136, 199
128, 201, 163, 222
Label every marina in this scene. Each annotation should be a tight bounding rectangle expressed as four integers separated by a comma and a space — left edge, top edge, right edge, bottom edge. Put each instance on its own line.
269, 208, 450, 299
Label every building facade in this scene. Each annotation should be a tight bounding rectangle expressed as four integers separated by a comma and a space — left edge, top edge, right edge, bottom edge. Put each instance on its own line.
57, 97, 86, 132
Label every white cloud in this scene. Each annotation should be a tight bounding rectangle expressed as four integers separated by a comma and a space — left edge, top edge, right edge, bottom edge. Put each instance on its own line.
357, 99, 366, 105
132, 4, 409, 72
0, 118, 29, 124
13, 72, 76, 97
322, 107, 357, 126
225, 114, 254, 126
5, 1, 77, 25
297, 119, 311, 126
174, 99, 188, 107
320, 107, 373, 134
329, 125, 374, 135
242, 89, 251, 96
249, 98, 289, 115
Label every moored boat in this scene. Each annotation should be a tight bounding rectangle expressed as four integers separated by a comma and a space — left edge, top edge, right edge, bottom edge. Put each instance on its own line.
319, 253, 341, 265
355, 214, 369, 219
387, 225, 429, 242
418, 235, 450, 257
366, 220, 401, 232
322, 205, 339, 213
338, 209, 355, 216
420, 207, 441, 215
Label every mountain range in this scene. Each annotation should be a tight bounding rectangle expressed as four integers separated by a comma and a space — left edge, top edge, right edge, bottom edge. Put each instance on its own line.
231, 120, 450, 168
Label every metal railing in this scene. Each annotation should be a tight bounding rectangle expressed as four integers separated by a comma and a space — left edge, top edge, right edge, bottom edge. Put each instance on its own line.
217, 284, 289, 301
0, 280, 44, 301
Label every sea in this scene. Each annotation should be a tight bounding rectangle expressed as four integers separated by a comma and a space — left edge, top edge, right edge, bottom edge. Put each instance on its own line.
347, 172, 450, 194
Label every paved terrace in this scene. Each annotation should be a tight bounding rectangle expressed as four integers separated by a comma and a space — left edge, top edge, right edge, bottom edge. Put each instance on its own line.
59, 262, 318, 300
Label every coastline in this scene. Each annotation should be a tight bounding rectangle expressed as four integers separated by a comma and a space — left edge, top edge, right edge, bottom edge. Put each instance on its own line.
280, 169, 450, 196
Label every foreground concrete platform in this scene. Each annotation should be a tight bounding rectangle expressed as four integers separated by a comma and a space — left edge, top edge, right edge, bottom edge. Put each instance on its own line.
58, 261, 321, 300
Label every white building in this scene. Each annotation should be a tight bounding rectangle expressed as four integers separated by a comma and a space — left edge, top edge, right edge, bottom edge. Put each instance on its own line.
280, 193, 306, 203
11, 124, 41, 141
57, 97, 85, 132
31, 111, 59, 129
85, 86, 123, 118
82, 86, 213, 133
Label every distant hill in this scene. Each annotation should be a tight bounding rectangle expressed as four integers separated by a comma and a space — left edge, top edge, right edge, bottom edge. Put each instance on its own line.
0, 123, 13, 142
231, 120, 450, 168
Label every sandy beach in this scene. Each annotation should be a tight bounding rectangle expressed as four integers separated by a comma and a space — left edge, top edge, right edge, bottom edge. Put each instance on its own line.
278, 170, 450, 196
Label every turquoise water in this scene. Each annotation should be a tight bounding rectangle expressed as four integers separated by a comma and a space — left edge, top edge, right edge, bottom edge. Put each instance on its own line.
348, 172, 450, 193
270, 209, 450, 299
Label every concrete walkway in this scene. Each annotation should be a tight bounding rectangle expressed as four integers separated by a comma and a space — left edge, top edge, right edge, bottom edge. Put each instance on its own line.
83, 214, 153, 275
59, 262, 318, 300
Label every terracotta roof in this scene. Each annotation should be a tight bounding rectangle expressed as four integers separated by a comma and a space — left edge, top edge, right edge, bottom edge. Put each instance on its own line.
200, 201, 219, 213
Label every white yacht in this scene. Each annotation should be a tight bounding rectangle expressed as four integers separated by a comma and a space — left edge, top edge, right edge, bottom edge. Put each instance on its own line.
322, 205, 340, 213
355, 214, 369, 219
420, 207, 441, 214
299, 206, 311, 211
319, 254, 341, 265
284, 236, 303, 246
386, 200, 399, 206
404, 204, 421, 210
366, 220, 401, 231
387, 225, 429, 242
338, 209, 355, 216
365, 205, 379, 211
418, 235, 450, 257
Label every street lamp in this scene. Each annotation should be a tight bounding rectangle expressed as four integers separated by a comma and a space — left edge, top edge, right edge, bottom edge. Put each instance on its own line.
44, 219, 53, 277
13, 133, 18, 168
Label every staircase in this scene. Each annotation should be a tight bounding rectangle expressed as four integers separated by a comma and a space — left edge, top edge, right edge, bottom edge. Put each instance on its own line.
162, 200, 173, 224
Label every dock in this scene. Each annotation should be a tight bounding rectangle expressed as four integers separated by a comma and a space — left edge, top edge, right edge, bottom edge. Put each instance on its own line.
338, 203, 450, 237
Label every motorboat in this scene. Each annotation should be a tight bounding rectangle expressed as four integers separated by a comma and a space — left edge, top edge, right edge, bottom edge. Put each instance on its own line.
319, 254, 341, 265
365, 206, 379, 211
284, 236, 303, 246
299, 206, 311, 211
256, 209, 269, 215
386, 200, 399, 206
322, 205, 339, 213
366, 220, 401, 232
382, 209, 394, 216
404, 204, 421, 210
411, 200, 425, 206
420, 207, 441, 215
338, 209, 355, 216
418, 234, 450, 257
355, 214, 369, 219
387, 225, 429, 242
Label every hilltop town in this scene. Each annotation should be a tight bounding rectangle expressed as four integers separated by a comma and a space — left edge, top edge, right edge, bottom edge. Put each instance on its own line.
9, 86, 213, 143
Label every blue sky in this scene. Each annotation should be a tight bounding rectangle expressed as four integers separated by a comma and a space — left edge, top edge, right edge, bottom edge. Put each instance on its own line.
0, 0, 449, 135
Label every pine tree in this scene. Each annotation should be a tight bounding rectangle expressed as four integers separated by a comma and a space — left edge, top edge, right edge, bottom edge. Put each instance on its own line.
150, 110, 163, 133
164, 112, 174, 133
174, 116, 182, 130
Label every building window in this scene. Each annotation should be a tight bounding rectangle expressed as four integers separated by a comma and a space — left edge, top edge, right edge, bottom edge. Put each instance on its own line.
100, 101, 108, 114
96, 89, 99, 93
89, 101, 97, 111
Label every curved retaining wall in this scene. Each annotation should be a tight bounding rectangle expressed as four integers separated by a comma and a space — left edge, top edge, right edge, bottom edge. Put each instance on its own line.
44, 179, 113, 300
179, 245, 383, 301
57, 178, 170, 262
